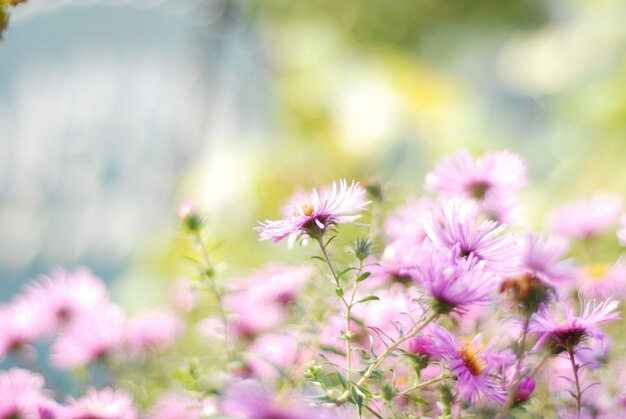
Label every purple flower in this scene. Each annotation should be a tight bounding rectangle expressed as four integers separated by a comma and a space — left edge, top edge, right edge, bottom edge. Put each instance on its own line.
515, 376, 535, 403
256, 179, 369, 245
428, 327, 506, 404
519, 233, 575, 287
411, 246, 499, 314
423, 199, 520, 277
529, 298, 620, 353
425, 149, 526, 200
549, 193, 623, 239
383, 197, 433, 244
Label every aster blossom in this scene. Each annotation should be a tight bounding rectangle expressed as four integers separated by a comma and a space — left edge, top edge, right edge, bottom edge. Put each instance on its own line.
549, 193, 623, 239
428, 326, 506, 404
67, 387, 138, 419
518, 233, 574, 287
529, 298, 620, 353
422, 199, 520, 277
0, 368, 56, 419
256, 179, 369, 245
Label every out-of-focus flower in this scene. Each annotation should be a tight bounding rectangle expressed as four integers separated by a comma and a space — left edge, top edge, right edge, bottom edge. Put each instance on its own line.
423, 200, 520, 277
519, 234, 574, 287
383, 197, 433, 244
256, 179, 369, 246
124, 309, 183, 358
578, 260, 626, 299
411, 246, 498, 314
529, 298, 620, 353
170, 279, 198, 312
67, 387, 138, 419
514, 376, 535, 403
575, 334, 611, 369
425, 150, 526, 223
549, 193, 623, 239
0, 368, 55, 419
51, 304, 125, 369
245, 333, 307, 381
23, 267, 109, 329
220, 379, 339, 419
177, 201, 203, 231
147, 392, 203, 419
619, 215, 626, 246
367, 239, 421, 285
0, 298, 48, 359
429, 327, 505, 404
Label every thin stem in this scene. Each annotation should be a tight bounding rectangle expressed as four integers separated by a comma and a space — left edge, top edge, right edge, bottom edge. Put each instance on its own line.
498, 314, 531, 416
568, 348, 582, 418
337, 311, 439, 402
397, 374, 449, 396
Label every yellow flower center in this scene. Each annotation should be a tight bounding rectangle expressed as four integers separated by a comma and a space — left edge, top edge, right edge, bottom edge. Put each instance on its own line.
459, 343, 486, 376
586, 264, 608, 281
294, 201, 315, 217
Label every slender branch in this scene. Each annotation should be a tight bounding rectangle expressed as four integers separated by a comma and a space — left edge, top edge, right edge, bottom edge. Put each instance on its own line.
498, 314, 531, 416
397, 374, 449, 396
568, 348, 582, 418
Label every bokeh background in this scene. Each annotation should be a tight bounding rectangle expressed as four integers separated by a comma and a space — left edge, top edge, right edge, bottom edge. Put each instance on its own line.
1, 0, 625, 311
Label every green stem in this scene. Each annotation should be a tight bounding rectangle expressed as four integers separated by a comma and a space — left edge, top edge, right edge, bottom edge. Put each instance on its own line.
397, 374, 449, 396
498, 314, 531, 416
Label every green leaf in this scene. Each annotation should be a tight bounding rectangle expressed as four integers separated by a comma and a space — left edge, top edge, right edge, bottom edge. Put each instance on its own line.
356, 271, 371, 282
356, 295, 380, 304
335, 287, 344, 297
349, 386, 364, 418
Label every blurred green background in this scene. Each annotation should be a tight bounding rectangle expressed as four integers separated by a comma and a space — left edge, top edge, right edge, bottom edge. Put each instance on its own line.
0, 0, 625, 309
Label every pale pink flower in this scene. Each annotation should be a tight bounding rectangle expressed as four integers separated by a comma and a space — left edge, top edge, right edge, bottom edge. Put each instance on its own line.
176, 200, 196, 219
124, 309, 183, 358
549, 193, 623, 239
383, 197, 433, 244
0, 298, 48, 359
367, 239, 421, 285
170, 279, 198, 312
578, 259, 626, 299
423, 199, 520, 277
51, 304, 125, 369
519, 234, 575, 287
256, 179, 369, 246
67, 387, 138, 419
0, 368, 55, 419
23, 267, 108, 329
147, 392, 203, 419
245, 333, 307, 381
618, 215, 626, 246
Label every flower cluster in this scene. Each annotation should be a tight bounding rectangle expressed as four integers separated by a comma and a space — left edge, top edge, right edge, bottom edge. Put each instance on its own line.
1, 149, 625, 418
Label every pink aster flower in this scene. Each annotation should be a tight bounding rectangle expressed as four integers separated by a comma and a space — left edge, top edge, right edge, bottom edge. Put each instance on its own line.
425, 149, 526, 223
519, 234, 575, 287
147, 392, 204, 419
0, 298, 48, 360
170, 278, 198, 312
367, 239, 421, 285
383, 197, 433, 244
220, 379, 340, 419
529, 298, 620, 354
549, 193, 623, 239
256, 179, 369, 246
245, 333, 307, 381
428, 327, 506, 404
578, 259, 626, 299
422, 199, 520, 277
124, 309, 183, 359
425, 149, 526, 199
618, 215, 626, 246
0, 368, 55, 419
23, 267, 108, 329
67, 387, 138, 419
410, 246, 499, 314
51, 303, 125, 369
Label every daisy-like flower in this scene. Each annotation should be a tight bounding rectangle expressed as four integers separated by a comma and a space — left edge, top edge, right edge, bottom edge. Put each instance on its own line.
549, 193, 623, 239
423, 199, 520, 277
618, 215, 626, 246
425, 149, 526, 199
123, 309, 183, 359
23, 267, 108, 329
51, 303, 125, 369
411, 246, 499, 314
147, 392, 203, 419
519, 234, 574, 287
67, 387, 138, 419
0, 368, 56, 419
383, 197, 433, 244
245, 333, 307, 381
256, 179, 369, 246
0, 298, 48, 360
428, 326, 506, 404
529, 298, 620, 354
578, 259, 626, 299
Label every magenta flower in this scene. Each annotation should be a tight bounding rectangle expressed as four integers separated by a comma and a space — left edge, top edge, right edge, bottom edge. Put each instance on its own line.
256, 179, 369, 245
124, 309, 183, 359
519, 234, 575, 287
0, 368, 56, 419
23, 267, 108, 329
514, 376, 535, 403
428, 327, 506, 404
67, 387, 138, 419
411, 246, 499, 314
425, 149, 526, 199
549, 193, 623, 239
529, 298, 620, 353
51, 303, 125, 369
0, 298, 48, 360
147, 392, 204, 419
